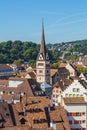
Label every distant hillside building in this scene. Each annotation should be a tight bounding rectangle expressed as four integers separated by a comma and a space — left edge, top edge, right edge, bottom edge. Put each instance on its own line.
36, 23, 50, 84
83, 55, 87, 66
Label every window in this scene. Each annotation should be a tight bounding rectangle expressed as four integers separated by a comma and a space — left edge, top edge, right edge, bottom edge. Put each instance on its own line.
69, 94, 72, 97
53, 100, 55, 102
69, 120, 72, 124
69, 113, 72, 116
80, 94, 83, 97
77, 88, 80, 92
40, 119, 47, 123
82, 120, 85, 123
38, 63, 44, 66
82, 112, 85, 115
1, 91, 5, 95
34, 120, 39, 124
73, 94, 76, 97
56, 95, 58, 98
73, 88, 80, 92
47, 70, 49, 73
74, 120, 79, 124
73, 88, 76, 92
20, 118, 27, 125
46, 64, 49, 67
65, 94, 68, 97
39, 70, 43, 73
56, 90, 58, 93
53, 95, 55, 97
76, 112, 82, 116
6, 113, 9, 117
68, 112, 83, 117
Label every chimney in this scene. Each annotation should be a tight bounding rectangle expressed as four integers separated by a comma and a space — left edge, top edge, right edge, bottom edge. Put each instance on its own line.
23, 104, 26, 116
50, 95, 53, 107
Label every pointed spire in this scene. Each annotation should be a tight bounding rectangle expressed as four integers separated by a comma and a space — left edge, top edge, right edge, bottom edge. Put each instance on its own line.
37, 21, 49, 61
39, 21, 46, 58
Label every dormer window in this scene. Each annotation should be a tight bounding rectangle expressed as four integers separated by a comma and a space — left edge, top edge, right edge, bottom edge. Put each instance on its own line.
0, 91, 5, 95
33, 120, 39, 124
6, 113, 9, 117
40, 119, 47, 123
20, 118, 27, 125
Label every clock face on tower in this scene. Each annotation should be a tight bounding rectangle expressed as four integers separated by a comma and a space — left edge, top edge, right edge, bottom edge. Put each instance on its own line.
39, 54, 43, 60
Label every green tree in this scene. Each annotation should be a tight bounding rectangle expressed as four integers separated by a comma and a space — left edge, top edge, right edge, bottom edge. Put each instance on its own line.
13, 59, 24, 65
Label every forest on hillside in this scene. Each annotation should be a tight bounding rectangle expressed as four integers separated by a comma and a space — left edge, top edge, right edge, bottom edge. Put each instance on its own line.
0, 39, 87, 66
0, 40, 60, 65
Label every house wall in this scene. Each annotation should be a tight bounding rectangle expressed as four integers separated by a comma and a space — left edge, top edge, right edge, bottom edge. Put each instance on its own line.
52, 87, 62, 105
64, 104, 87, 129
62, 80, 86, 99
66, 64, 76, 76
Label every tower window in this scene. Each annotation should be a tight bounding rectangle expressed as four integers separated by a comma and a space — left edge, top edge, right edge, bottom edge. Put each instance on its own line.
46, 64, 49, 67
47, 70, 49, 73
38, 63, 44, 66
39, 70, 43, 73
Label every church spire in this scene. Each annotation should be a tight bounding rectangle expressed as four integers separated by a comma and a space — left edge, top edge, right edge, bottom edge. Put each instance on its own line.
39, 21, 46, 56
37, 21, 47, 60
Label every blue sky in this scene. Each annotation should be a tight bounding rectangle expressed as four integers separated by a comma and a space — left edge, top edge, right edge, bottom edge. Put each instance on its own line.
0, 0, 87, 43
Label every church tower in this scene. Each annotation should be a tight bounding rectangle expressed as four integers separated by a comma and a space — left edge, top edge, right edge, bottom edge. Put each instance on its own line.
36, 22, 50, 84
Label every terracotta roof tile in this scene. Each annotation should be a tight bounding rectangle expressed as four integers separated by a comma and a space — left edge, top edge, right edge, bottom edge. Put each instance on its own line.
0, 102, 13, 127
50, 69, 58, 77
0, 64, 13, 70
0, 125, 53, 130
58, 67, 69, 74
0, 80, 9, 86
59, 63, 67, 68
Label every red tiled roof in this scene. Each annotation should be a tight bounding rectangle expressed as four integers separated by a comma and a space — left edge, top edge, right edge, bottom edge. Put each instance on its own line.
0, 78, 34, 102
0, 64, 13, 70
50, 69, 58, 77
0, 126, 53, 130
0, 102, 13, 127
59, 63, 67, 68
11, 96, 69, 130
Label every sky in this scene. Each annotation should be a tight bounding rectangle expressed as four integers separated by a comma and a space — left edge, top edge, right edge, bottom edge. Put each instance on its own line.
0, 0, 87, 44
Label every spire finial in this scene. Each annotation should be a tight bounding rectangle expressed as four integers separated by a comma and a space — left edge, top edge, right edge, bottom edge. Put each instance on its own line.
42, 18, 44, 28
